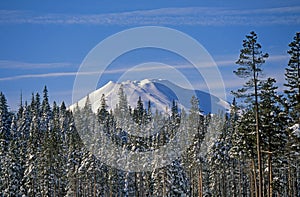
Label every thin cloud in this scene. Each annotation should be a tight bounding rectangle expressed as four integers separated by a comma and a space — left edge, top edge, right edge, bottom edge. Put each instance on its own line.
0, 6, 299, 26
214, 54, 289, 66
267, 54, 289, 62
0, 54, 289, 81
0, 60, 73, 69
0, 66, 186, 81
0, 71, 98, 81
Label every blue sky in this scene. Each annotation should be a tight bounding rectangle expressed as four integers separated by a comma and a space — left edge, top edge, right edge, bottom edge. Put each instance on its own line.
0, 0, 299, 110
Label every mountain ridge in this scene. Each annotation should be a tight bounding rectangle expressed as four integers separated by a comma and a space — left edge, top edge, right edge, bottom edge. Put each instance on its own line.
69, 79, 229, 114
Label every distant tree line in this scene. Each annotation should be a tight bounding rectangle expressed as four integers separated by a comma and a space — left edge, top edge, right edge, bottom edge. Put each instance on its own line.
0, 32, 299, 196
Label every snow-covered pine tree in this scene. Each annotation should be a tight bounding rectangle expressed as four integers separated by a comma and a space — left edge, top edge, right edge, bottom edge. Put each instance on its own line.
183, 95, 205, 196
34, 92, 41, 114
57, 102, 70, 195
97, 94, 109, 124
169, 159, 189, 196
0, 92, 12, 194
233, 31, 269, 197
231, 108, 257, 196
115, 84, 128, 118
65, 114, 84, 197
151, 158, 189, 196
171, 100, 179, 123
41, 86, 51, 136
5, 116, 23, 196
208, 113, 234, 197
23, 99, 42, 196
258, 78, 288, 196
18, 103, 31, 194
285, 123, 300, 197
132, 96, 146, 125
283, 32, 300, 197
226, 98, 240, 197
77, 151, 103, 196
80, 94, 97, 146
284, 32, 300, 124
39, 102, 66, 196
17, 92, 24, 121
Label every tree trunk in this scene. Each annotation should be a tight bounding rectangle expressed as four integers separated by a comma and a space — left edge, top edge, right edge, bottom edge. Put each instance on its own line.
239, 160, 242, 197
109, 178, 113, 197
162, 170, 166, 197
198, 165, 203, 197
293, 160, 297, 197
232, 160, 237, 197
251, 43, 263, 197
268, 151, 273, 197
135, 172, 139, 197
297, 32, 300, 121
94, 173, 96, 197
295, 161, 299, 197
222, 165, 226, 197
250, 171, 254, 197
288, 157, 292, 197
189, 168, 193, 196
268, 144, 273, 197
252, 158, 258, 197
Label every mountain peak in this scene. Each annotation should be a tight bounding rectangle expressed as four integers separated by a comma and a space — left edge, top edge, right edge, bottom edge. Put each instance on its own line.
70, 79, 229, 114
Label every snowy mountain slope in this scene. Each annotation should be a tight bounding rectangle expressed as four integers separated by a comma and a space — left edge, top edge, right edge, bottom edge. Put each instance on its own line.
69, 79, 230, 114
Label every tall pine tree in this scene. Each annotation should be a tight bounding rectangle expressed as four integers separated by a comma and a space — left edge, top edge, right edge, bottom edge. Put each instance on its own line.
284, 32, 300, 124
0, 92, 11, 194
233, 31, 269, 197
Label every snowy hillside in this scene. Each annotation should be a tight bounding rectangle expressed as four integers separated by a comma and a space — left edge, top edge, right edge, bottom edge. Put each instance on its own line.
69, 79, 229, 114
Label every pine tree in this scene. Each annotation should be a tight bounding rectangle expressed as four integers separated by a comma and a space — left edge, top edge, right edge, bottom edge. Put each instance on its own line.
5, 116, 23, 196
151, 160, 188, 196
59, 102, 68, 142
169, 159, 189, 196
171, 100, 180, 123
226, 98, 240, 197
65, 115, 84, 197
259, 78, 288, 197
284, 32, 300, 124
17, 92, 24, 120
18, 103, 31, 195
41, 86, 51, 135
181, 95, 206, 196
285, 123, 300, 197
233, 31, 269, 197
39, 86, 51, 175
231, 107, 257, 196
116, 84, 128, 116
35, 93, 41, 116
208, 113, 236, 197
133, 96, 146, 125
23, 114, 41, 196
78, 94, 96, 145
283, 33, 300, 196
146, 100, 152, 123
114, 85, 131, 144
97, 94, 109, 124
39, 102, 66, 196
58, 102, 69, 195
0, 92, 11, 194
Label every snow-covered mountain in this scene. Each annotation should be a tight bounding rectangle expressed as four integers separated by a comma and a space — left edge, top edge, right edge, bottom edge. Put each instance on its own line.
70, 79, 229, 114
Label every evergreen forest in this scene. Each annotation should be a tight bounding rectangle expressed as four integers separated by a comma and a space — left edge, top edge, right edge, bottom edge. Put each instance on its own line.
0, 32, 299, 196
